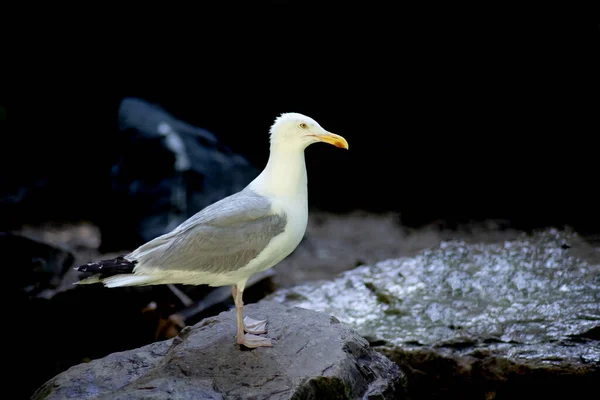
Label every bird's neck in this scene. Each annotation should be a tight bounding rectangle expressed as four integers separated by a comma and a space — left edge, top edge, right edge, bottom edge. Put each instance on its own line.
250, 147, 308, 199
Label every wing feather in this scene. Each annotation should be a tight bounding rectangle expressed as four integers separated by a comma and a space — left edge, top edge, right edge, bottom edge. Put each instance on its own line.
127, 189, 287, 274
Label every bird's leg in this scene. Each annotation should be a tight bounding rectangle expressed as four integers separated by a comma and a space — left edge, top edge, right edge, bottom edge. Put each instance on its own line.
233, 285, 245, 343
231, 286, 268, 334
232, 285, 272, 348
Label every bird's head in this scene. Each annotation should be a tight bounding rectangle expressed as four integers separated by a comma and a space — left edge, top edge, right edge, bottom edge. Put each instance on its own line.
269, 112, 349, 151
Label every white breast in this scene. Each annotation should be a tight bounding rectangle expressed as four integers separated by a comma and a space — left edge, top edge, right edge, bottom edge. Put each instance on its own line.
267, 196, 308, 261
235, 143, 310, 287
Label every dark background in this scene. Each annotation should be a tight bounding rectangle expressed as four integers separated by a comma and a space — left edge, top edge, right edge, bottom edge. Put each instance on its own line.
2, 9, 599, 235
2, 7, 599, 399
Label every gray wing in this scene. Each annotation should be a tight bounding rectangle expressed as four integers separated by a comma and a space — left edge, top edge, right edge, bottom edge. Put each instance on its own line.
127, 189, 287, 274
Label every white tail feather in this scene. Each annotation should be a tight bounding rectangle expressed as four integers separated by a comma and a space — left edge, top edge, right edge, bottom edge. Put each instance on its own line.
103, 275, 153, 288
75, 274, 102, 285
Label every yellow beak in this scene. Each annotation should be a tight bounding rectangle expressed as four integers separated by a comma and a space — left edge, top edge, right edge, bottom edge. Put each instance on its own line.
311, 132, 349, 149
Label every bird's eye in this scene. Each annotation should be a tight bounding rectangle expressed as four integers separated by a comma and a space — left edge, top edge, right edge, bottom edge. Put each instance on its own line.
298, 123, 308, 129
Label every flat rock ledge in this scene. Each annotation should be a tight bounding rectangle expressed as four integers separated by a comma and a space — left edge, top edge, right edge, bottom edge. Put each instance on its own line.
33, 301, 406, 400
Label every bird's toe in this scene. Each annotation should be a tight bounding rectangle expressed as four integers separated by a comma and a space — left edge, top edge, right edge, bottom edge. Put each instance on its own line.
239, 333, 272, 348
243, 316, 268, 334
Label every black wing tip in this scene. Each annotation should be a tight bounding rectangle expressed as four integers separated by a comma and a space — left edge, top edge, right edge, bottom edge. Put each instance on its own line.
75, 256, 138, 273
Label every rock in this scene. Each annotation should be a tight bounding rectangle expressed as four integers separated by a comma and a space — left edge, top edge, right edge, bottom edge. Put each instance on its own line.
2, 232, 75, 300
99, 97, 260, 251
269, 228, 600, 399
1, 97, 259, 252
6, 231, 184, 399
33, 301, 406, 400
9, 225, 277, 399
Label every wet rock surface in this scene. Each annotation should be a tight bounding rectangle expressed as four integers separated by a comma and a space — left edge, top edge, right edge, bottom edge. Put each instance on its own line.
270, 229, 600, 399
33, 301, 406, 400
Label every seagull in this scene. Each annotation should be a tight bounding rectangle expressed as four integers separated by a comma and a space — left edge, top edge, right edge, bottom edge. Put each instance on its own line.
75, 112, 348, 348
